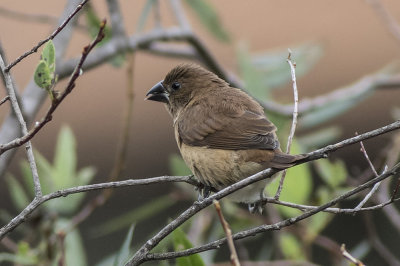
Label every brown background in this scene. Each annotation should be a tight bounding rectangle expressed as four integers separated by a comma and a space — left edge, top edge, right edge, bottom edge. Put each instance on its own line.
1, 0, 400, 264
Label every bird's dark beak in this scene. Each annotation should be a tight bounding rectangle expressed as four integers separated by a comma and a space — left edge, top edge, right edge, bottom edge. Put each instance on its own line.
145, 81, 169, 103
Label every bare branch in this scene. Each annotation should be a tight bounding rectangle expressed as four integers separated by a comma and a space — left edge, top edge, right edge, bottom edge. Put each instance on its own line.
0, 0, 87, 178
340, 244, 365, 266
0, 175, 198, 240
106, 0, 127, 38
213, 200, 240, 266
1, 119, 399, 251
144, 162, 400, 263
367, 0, 400, 43
0, 52, 42, 197
0, 19, 107, 155
275, 49, 299, 200
4, 0, 90, 72
0, 95, 9, 106
127, 120, 400, 265
354, 138, 385, 211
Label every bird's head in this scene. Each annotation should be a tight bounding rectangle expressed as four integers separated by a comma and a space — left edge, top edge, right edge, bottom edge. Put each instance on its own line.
145, 63, 228, 117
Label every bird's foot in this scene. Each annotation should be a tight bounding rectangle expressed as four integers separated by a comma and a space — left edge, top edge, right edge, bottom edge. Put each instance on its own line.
196, 184, 212, 201
248, 191, 266, 214
248, 202, 265, 214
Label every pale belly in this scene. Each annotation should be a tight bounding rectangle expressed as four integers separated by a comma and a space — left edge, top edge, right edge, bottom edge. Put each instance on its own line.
179, 143, 273, 203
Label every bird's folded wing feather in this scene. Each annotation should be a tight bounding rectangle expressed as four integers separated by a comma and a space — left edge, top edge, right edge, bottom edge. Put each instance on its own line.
178, 101, 280, 150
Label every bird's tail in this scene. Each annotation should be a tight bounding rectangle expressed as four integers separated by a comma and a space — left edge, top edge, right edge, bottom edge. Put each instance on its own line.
269, 150, 308, 169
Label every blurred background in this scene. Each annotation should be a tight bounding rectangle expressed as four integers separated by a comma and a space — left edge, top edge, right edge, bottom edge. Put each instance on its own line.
0, 0, 400, 265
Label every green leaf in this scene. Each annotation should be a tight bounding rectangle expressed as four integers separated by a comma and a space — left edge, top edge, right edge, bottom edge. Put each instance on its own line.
92, 195, 176, 237
136, 0, 156, 32
76, 166, 96, 186
85, 4, 125, 67
0, 253, 37, 264
55, 219, 88, 266
172, 227, 205, 266
297, 126, 341, 150
265, 140, 312, 217
19, 161, 35, 197
169, 154, 192, 176
53, 125, 77, 189
113, 225, 135, 266
251, 42, 323, 90
314, 159, 347, 189
42, 40, 55, 72
299, 96, 369, 129
33, 150, 55, 194
184, 0, 230, 42
34, 60, 52, 90
5, 174, 30, 211
280, 233, 305, 260
237, 45, 270, 101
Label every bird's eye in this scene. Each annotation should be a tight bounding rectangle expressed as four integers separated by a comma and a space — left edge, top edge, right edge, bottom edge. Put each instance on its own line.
171, 82, 181, 91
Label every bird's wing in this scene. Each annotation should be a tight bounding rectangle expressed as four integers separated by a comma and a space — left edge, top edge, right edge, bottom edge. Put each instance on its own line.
178, 102, 280, 150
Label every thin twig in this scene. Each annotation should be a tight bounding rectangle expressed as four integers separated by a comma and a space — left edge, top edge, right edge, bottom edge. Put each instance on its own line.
106, 0, 126, 38
213, 200, 240, 266
0, 0, 82, 179
153, 0, 162, 29
4, 0, 90, 72
367, 0, 400, 43
0, 19, 107, 156
340, 244, 365, 266
0, 52, 42, 197
391, 177, 400, 201
274, 49, 299, 200
354, 137, 384, 211
0, 95, 10, 106
0, 7, 88, 31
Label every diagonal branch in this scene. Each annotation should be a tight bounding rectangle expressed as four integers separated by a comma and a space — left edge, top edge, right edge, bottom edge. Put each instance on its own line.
144, 161, 400, 263
0, 119, 399, 249
0, 54, 42, 197
126, 120, 400, 265
0, 19, 107, 155
4, 0, 90, 72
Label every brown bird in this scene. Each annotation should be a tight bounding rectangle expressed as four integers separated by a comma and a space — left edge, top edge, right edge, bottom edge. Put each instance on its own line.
146, 63, 304, 211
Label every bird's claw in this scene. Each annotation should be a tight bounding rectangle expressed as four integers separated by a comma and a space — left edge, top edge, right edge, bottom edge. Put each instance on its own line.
197, 184, 212, 201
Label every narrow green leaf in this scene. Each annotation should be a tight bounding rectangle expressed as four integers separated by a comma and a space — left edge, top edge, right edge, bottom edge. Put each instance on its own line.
136, 0, 156, 32
42, 40, 55, 72
169, 154, 192, 176
184, 0, 230, 42
280, 233, 305, 260
314, 159, 347, 188
92, 195, 176, 237
172, 227, 205, 266
55, 219, 88, 266
297, 126, 341, 150
237, 45, 270, 101
5, 174, 30, 211
34, 60, 52, 90
54, 125, 77, 189
18, 161, 35, 197
0, 253, 37, 264
113, 225, 135, 266
32, 150, 55, 194
299, 96, 369, 129
251, 42, 323, 90
76, 166, 96, 186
